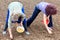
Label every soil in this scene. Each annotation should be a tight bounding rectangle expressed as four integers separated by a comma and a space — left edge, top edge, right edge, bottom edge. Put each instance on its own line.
0, 0, 60, 40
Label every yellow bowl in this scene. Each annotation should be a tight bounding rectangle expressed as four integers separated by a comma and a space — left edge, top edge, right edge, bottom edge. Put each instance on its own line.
16, 26, 25, 33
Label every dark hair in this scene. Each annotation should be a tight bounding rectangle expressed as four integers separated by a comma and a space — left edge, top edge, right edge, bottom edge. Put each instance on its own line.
18, 15, 23, 21
45, 4, 57, 16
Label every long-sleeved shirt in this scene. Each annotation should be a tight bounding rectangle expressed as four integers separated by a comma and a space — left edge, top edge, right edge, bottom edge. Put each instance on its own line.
6, 2, 25, 28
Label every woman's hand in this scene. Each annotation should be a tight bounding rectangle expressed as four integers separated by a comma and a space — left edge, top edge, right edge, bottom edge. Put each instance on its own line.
43, 14, 53, 34
20, 21, 23, 26
8, 28, 13, 39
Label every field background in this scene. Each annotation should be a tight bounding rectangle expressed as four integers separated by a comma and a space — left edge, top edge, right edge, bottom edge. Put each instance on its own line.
0, 0, 60, 40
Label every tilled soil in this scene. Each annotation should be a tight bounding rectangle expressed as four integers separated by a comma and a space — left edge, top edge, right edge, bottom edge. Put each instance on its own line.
0, 0, 60, 40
